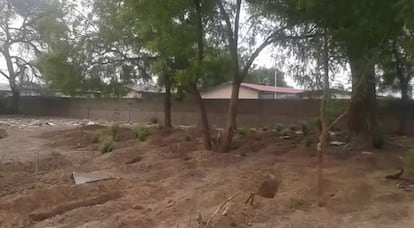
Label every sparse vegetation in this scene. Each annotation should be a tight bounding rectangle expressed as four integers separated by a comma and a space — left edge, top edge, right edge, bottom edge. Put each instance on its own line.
274, 124, 284, 133
281, 129, 290, 137
111, 124, 119, 141
289, 199, 309, 211
50, 151, 62, 158
100, 139, 114, 154
149, 116, 159, 124
289, 125, 297, 132
92, 132, 100, 143
184, 135, 192, 142
301, 121, 310, 136
305, 137, 312, 148
236, 127, 248, 136
136, 126, 149, 141
407, 151, 414, 176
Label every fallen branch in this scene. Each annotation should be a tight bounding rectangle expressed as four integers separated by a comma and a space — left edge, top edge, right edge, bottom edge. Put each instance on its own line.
29, 192, 121, 221
205, 192, 240, 228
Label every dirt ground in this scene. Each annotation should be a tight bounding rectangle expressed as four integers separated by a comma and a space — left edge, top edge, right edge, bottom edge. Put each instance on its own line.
1, 116, 414, 228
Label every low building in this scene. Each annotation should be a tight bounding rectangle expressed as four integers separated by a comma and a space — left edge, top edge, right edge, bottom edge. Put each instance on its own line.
201, 82, 304, 99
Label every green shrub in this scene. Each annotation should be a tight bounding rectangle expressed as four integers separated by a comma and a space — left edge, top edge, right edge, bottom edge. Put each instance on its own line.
374, 134, 385, 149
184, 135, 192, 141
111, 124, 119, 141
237, 127, 248, 136
275, 124, 284, 132
301, 121, 310, 136
100, 139, 114, 154
92, 132, 100, 143
50, 151, 62, 158
305, 137, 312, 148
281, 129, 290, 137
136, 127, 149, 141
408, 151, 414, 176
149, 116, 159, 124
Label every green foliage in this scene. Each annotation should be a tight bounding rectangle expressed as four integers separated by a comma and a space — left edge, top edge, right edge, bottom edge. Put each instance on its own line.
301, 121, 310, 136
149, 116, 159, 124
136, 127, 149, 141
274, 124, 285, 133
111, 124, 119, 141
237, 127, 249, 136
305, 137, 313, 148
50, 151, 62, 158
92, 132, 100, 144
184, 135, 192, 142
100, 139, 114, 154
407, 151, 414, 176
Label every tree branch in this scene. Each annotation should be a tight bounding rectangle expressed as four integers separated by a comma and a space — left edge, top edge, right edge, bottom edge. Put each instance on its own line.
217, 0, 234, 45
0, 70, 9, 80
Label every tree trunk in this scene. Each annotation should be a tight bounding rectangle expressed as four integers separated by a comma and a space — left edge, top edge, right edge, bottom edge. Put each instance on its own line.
399, 80, 409, 135
220, 80, 241, 152
192, 86, 211, 150
347, 54, 377, 149
164, 73, 172, 129
9, 81, 20, 114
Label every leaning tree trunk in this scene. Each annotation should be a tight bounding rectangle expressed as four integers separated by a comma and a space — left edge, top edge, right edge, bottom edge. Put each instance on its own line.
192, 85, 212, 150
347, 54, 377, 149
164, 73, 172, 129
220, 80, 241, 152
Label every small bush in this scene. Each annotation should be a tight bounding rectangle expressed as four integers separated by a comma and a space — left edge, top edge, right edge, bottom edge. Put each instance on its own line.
136, 126, 149, 141
184, 135, 192, 141
374, 134, 385, 149
274, 124, 284, 132
50, 151, 62, 158
281, 129, 290, 137
407, 151, 414, 176
289, 125, 297, 132
314, 118, 322, 132
111, 124, 119, 141
92, 132, 100, 143
149, 116, 159, 124
100, 139, 114, 154
301, 121, 310, 136
237, 127, 248, 136
305, 137, 312, 148
289, 199, 309, 211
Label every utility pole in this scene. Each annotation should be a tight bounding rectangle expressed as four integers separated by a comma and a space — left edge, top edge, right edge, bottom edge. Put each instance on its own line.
274, 57, 278, 99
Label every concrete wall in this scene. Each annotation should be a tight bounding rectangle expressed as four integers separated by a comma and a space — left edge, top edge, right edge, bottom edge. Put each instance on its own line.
201, 84, 259, 99
15, 96, 414, 134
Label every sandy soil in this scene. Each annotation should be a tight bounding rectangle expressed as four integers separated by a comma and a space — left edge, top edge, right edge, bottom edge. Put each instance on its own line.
1, 117, 414, 228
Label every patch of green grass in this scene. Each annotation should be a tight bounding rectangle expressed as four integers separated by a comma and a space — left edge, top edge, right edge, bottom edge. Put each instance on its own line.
50, 151, 62, 158
407, 151, 414, 176
100, 139, 114, 154
136, 126, 149, 141
301, 121, 310, 136
111, 124, 119, 141
289, 199, 309, 211
236, 127, 248, 136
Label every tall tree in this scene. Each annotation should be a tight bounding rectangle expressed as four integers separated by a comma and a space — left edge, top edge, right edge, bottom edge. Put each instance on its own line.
216, 0, 308, 152
250, 0, 404, 148
38, 0, 153, 98
0, 0, 66, 112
